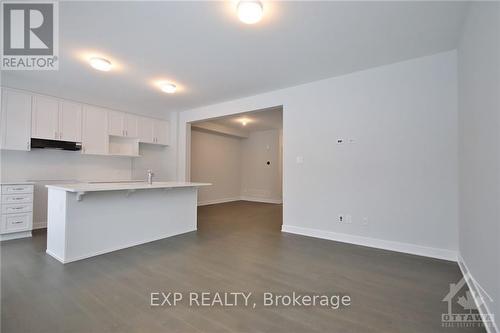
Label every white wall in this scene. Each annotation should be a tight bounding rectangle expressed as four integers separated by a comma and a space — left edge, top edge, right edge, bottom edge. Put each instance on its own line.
190, 129, 242, 204
241, 129, 282, 202
190, 127, 282, 205
179, 51, 459, 260
458, 2, 499, 330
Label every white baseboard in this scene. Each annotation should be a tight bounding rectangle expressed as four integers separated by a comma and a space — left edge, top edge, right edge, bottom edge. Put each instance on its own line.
198, 197, 241, 206
281, 225, 457, 261
0, 231, 32, 241
457, 254, 498, 333
33, 221, 47, 230
239, 196, 282, 204
198, 196, 282, 206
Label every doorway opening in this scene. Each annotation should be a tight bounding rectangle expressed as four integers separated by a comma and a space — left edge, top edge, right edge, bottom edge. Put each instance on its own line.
188, 106, 283, 232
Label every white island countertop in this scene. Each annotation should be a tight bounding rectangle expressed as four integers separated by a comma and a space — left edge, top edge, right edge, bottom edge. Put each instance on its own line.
46, 181, 211, 193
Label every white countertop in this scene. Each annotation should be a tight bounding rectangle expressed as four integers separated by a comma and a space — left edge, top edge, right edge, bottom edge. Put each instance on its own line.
46, 181, 211, 193
1, 181, 35, 185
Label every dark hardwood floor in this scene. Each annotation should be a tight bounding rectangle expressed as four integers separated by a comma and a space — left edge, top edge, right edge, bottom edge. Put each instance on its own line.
1, 201, 484, 332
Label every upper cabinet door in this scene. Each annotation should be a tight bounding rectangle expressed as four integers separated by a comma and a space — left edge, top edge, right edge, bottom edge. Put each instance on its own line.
137, 116, 154, 143
82, 106, 108, 155
0, 89, 32, 151
59, 101, 82, 142
153, 120, 169, 145
108, 110, 124, 136
124, 114, 138, 138
32, 95, 59, 140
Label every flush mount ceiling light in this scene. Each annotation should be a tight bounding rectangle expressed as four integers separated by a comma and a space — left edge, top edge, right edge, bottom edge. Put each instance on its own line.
237, 1, 263, 24
160, 82, 177, 94
89, 57, 112, 71
237, 117, 252, 126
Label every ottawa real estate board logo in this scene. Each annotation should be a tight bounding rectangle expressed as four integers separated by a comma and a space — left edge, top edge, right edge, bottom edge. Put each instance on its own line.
1, 1, 58, 70
441, 273, 495, 329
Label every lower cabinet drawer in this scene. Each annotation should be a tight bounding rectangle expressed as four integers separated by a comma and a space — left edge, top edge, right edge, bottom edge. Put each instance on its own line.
1, 193, 33, 204
1, 185, 34, 195
1, 203, 32, 215
1, 213, 32, 233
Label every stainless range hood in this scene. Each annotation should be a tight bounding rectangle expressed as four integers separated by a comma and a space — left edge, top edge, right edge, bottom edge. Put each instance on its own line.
30, 138, 82, 151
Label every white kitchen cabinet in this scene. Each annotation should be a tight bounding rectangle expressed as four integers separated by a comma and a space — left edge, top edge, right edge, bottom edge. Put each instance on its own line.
153, 119, 169, 145
124, 114, 138, 138
0, 183, 34, 241
0, 89, 32, 151
108, 110, 124, 136
82, 106, 108, 155
59, 101, 82, 142
138, 118, 169, 145
31, 95, 59, 140
32, 96, 82, 142
108, 110, 138, 138
137, 116, 154, 143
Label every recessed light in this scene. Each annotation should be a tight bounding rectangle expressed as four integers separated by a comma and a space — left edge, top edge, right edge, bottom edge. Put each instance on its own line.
160, 82, 177, 94
237, 1, 263, 24
89, 57, 112, 71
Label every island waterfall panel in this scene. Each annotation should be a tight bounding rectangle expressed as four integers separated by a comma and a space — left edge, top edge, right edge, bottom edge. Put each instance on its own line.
46, 183, 208, 263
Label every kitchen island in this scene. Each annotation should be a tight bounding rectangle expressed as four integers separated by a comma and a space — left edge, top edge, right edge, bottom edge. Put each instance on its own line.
45, 182, 210, 263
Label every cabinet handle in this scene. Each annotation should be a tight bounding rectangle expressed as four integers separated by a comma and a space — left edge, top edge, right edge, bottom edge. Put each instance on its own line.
12, 221, 23, 224
27, 142, 30, 150
54, 131, 57, 139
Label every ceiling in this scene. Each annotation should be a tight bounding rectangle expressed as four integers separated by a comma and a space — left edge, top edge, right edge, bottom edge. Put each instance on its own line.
196, 106, 283, 133
1, 1, 468, 118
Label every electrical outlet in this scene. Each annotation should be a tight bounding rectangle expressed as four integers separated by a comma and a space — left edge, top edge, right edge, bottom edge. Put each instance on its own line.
338, 214, 344, 223
336, 138, 344, 144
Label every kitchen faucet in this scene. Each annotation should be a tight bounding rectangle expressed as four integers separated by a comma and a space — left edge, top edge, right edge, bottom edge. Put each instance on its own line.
147, 170, 154, 185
